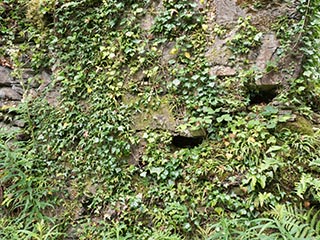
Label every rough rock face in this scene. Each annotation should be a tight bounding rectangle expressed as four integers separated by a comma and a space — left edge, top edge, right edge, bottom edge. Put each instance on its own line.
143, 0, 301, 135
0, 65, 57, 136
0, 0, 302, 139
255, 33, 279, 71
215, 0, 246, 24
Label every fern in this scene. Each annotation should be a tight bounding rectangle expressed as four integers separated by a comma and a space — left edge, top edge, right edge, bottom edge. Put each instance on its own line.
200, 205, 320, 240
259, 204, 320, 239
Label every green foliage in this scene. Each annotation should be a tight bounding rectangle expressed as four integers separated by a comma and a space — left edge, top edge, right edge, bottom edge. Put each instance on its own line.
197, 204, 320, 240
0, 128, 62, 238
227, 17, 263, 56
0, 0, 319, 238
273, 0, 320, 111
152, 1, 203, 38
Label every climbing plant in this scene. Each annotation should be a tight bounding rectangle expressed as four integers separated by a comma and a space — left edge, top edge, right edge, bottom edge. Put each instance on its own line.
0, 0, 319, 239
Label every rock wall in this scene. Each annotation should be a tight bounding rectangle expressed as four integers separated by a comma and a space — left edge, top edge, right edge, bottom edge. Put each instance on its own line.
0, 0, 302, 137
132, 0, 302, 136
0, 65, 57, 137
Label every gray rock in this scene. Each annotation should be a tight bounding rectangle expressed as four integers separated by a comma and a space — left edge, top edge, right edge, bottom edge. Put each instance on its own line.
205, 28, 237, 66
210, 65, 237, 76
161, 42, 177, 65
254, 33, 281, 87
11, 85, 24, 95
255, 33, 279, 71
21, 68, 38, 87
0, 122, 20, 133
46, 89, 60, 107
0, 66, 15, 87
215, 0, 246, 24
13, 119, 26, 128
38, 70, 52, 92
141, 14, 154, 31
0, 87, 22, 100
206, 42, 231, 66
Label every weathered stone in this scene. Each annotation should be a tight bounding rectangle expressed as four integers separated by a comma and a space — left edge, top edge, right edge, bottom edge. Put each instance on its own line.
129, 138, 146, 166
38, 70, 52, 92
0, 87, 22, 100
131, 96, 177, 132
11, 85, 24, 95
46, 89, 60, 107
278, 116, 314, 135
12, 119, 26, 128
215, 0, 246, 24
255, 33, 279, 71
210, 65, 237, 76
205, 28, 237, 66
179, 128, 207, 138
161, 42, 177, 64
141, 14, 154, 31
21, 68, 39, 88
0, 66, 15, 87
206, 42, 231, 66
0, 122, 20, 133
248, 4, 296, 31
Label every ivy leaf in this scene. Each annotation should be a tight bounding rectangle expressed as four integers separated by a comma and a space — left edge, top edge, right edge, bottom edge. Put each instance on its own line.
202, 106, 215, 114
254, 32, 263, 42
278, 115, 292, 122
150, 167, 164, 176
170, 48, 178, 55
173, 79, 181, 86
216, 114, 232, 123
303, 70, 313, 77
262, 105, 278, 116
258, 175, 267, 189
247, 119, 259, 129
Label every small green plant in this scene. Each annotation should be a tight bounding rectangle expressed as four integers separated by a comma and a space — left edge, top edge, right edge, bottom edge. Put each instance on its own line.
0, 0, 319, 238
227, 17, 263, 56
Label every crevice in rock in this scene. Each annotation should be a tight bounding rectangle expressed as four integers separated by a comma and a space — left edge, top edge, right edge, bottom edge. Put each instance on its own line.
81, 197, 94, 216
249, 86, 278, 104
171, 135, 204, 148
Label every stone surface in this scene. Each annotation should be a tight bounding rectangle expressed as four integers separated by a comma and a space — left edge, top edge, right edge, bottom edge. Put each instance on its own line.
161, 42, 177, 65
210, 65, 237, 76
248, 4, 297, 31
279, 116, 314, 135
38, 70, 52, 91
215, 0, 246, 24
12, 119, 26, 128
132, 103, 177, 132
255, 33, 279, 71
0, 87, 22, 100
205, 28, 237, 66
141, 14, 154, 31
0, 66, 59, 138
0, 66, 15, 86
46, 89, 60, 107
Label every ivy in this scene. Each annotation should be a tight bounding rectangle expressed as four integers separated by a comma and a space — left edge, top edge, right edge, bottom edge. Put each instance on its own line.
0, 0, 319, 239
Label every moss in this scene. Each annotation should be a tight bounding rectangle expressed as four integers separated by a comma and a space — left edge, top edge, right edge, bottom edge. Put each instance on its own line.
130, 95, 177, 131
278, 116, 314, 135
26, 0, 55, 29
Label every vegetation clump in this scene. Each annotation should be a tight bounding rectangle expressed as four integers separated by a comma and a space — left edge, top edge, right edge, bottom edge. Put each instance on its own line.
0, 0, 319, 239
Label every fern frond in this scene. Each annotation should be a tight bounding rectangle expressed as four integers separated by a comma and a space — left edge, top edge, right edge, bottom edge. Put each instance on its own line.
264, 204, 320, 239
